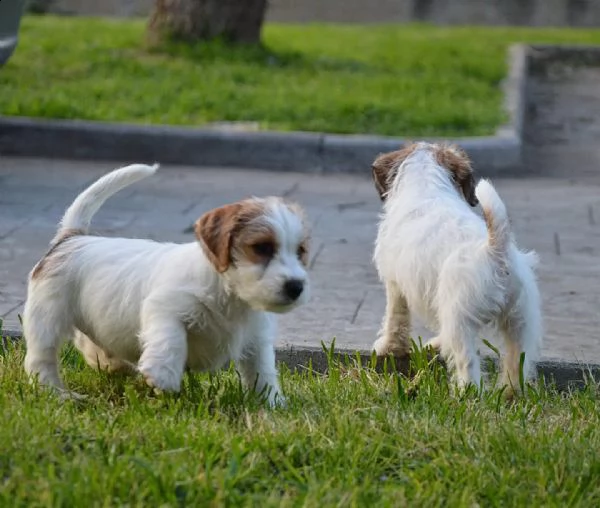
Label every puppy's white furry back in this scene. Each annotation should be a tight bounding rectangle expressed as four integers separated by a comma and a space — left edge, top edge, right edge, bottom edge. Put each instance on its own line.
59, 163, 159, 237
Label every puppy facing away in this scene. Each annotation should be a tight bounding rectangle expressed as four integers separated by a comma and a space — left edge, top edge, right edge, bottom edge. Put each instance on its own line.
23, 164, 310, 405
371, 142, 542, 392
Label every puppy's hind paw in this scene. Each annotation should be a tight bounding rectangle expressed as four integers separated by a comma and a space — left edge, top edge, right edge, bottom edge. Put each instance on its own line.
424, 336, 442, 353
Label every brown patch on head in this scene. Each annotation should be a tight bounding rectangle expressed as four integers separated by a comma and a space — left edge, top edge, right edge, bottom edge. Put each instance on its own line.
31, 228, 85, 280
296, 238, 310, 266
372, 143, 419, 201
194, 200, 269, 273
195, 198, 311, 273
433, 143, 478, 207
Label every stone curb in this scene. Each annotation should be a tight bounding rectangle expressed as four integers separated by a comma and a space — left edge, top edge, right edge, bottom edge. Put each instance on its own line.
0, 116, 520, 176
3, 330, 598, 392
500, 44, 529, 141
0, 44, 528, 176
275, 346, 600, 392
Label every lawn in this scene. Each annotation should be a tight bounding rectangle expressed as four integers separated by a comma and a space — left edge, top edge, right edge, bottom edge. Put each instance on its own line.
1, 336, 600, 506
2, 17, 600, 137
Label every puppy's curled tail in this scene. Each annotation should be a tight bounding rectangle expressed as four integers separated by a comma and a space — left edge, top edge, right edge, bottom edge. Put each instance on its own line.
56, 163, 159, 241
475, 179, 510, 257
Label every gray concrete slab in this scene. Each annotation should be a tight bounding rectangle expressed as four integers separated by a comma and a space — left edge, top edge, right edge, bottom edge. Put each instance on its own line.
1, 156, 600, 364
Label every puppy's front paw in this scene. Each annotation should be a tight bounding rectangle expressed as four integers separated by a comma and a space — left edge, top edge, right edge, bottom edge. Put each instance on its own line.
58, 389, 88, 402
139, 364, 182, 393
372, 336, 409, 357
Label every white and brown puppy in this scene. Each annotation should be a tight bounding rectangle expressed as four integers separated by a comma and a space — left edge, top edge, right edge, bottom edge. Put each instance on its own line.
371, 142, 542, 392
23, 164, 310, 405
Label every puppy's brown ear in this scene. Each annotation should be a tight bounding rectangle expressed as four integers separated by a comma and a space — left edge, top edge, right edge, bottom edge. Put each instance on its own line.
435, 144, 479, 207
372, 144, 417, 201
195, 203, 242, 273
372, 156, 392, 201
459, 172, 478, 207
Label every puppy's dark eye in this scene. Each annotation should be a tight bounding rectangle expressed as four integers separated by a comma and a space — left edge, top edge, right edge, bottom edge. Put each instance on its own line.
252, 241, 275, 258
297, 244, 307, 259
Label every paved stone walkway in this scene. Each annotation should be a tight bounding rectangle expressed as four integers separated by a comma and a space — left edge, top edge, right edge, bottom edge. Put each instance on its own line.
2, 55, 600, 364
524, 63, 600, 181
1, 154, 600, 364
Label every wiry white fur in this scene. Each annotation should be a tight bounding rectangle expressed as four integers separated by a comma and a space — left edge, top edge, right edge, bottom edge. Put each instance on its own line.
23, 164, 309, 405
373, 144, 542, 391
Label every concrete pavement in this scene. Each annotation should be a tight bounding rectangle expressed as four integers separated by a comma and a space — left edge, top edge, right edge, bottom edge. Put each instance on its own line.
1, 156, 600, 364
3, 46, 600, 367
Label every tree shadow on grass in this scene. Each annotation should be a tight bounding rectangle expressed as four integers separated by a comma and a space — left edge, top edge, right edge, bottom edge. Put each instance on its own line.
149, 38, 378, 73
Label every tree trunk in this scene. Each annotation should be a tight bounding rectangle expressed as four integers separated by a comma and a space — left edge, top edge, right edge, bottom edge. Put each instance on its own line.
147, 0, 268, 46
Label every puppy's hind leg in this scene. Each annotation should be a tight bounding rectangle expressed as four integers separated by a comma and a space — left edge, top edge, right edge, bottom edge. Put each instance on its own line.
373, 280, 411, 357
500, 299, 542, 396
23, 282, 73, 392
436, 309, 482, 390
73, 330, 136, 374
499, 259, 542, 396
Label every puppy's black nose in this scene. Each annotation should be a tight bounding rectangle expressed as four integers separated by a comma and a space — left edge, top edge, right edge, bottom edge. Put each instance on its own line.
283, 279, 304, 301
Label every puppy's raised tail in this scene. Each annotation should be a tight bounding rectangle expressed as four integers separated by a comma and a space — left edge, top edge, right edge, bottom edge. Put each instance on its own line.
56, 163, 159, 241
476, 179, 510, 257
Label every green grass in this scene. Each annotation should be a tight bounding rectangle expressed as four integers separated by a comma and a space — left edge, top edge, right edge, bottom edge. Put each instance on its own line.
2, 17, 600, 136
2, 335, 600, 507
